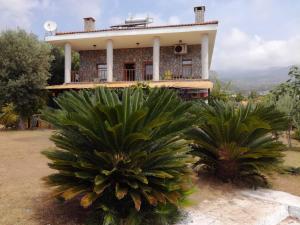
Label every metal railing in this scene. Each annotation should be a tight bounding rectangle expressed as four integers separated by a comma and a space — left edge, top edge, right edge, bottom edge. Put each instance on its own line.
72, 69, 203, 83
122, 69, 153, 81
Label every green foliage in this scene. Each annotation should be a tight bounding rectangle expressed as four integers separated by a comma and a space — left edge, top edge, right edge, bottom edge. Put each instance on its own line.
0, 29, 52, 119
187, 101, 286, 187
0, 103, 19, 128
292, 129, 300, 140
42, 87, 195, 225
48, 47, 80, 85
210, 77, 232, 102
235, 92, 245, 102
283, 166, 300, 175
248, 91, 259, 100
268, 66, 300, 145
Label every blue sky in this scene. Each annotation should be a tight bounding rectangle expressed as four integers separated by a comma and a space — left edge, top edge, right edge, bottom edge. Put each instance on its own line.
1, 0, 300, 71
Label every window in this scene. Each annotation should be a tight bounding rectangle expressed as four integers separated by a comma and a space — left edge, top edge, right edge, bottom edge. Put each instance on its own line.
182, 59, 192, 78
97, 64, 107, 81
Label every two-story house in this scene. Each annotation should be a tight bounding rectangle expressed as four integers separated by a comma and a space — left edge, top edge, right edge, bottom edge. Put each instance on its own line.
45, 6, 218, 99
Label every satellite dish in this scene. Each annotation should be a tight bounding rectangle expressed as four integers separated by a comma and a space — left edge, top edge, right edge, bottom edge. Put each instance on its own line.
43, 21, 57, 32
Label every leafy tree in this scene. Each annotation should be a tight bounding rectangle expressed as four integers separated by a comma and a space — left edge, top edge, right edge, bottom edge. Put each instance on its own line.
248, 91, 259, 100
269, 66, 300, 144
0, 103, 18, 128
235, 92, 245, 102
0, 29, 52, 128
42, 88, 195, 225
273, 94, 296, 147
48, 47, 80, 85
187, 101, 287, 187
209, 77, 232, 102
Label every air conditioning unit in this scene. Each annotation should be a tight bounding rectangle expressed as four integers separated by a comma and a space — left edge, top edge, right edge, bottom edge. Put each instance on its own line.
174, 44, 187, 55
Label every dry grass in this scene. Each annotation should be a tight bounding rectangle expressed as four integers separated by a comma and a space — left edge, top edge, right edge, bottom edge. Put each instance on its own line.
0, 130, 90, 225
270, 134, 300, 197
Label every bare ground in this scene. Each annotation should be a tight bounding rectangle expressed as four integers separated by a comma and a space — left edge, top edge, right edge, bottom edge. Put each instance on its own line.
0, 130, 89, 225
0, 130, 299, 225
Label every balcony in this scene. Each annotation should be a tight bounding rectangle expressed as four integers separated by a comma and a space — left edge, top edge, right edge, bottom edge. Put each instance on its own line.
71, 69, 202, 83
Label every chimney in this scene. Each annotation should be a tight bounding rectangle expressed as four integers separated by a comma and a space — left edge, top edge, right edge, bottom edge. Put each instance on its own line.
83, 17, 96, 31
194, 6, 205, 23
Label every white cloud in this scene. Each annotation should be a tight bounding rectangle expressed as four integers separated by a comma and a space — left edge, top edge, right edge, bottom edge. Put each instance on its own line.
167, 16, 180, 25
0, 0, 102, 30
214, 28, 300, 70
0, 0, 40, 29
60, 0, 101, 19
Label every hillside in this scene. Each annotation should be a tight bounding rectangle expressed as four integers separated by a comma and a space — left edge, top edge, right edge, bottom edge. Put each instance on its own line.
213, 67, 291, 92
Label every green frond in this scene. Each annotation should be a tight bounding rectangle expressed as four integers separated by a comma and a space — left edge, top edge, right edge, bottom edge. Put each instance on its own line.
188, 100, 285, 187
42, 87, 193, 225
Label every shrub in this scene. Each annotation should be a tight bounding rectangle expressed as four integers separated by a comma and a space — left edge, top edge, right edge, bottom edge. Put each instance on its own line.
42, 88, 195, 225
0, 103, 19, 128
187, 101, 286, 187
292, 129, 300, 140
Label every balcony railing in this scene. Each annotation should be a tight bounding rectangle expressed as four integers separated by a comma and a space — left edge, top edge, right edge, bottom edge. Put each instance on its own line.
122, 69, 153, 81
72, 69, 202, 83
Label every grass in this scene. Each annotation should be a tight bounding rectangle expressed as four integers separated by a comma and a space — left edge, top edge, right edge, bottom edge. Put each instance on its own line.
270, 143, 300, 196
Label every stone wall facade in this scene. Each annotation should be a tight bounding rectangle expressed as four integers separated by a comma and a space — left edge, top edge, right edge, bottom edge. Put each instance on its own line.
78, 45, 202, 82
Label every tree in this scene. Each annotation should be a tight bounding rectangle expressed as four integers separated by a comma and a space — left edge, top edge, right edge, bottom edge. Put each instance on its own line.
209, 77, 232, 102
269, 66, 300, 144
187, 101, 287, 187
248, 90, 259, 100
42, 88, 194, 225
235, 92, 244, 102
48, 47, 80, 85
273, 94, 295, 147
0, 103, 18, 128
0, 29, 52, 128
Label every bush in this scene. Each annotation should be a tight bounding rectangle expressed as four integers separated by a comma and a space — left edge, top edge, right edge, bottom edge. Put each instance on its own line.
0, 103, 19, 128
187, 101, 286, 187
42, 88, 195, 225
292, 129, 300, 140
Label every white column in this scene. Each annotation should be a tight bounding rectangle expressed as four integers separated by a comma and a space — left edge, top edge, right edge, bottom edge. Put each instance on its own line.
153, 37, 160, 81
201, 34, 209, 80
64, 43, 72, 83
106, 39, 113, 82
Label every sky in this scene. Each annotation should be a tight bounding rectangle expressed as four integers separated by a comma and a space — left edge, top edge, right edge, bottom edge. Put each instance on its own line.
0, 0, 300, 71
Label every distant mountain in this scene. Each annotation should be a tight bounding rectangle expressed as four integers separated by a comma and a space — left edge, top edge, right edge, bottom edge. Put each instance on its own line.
212, 66, 291, 93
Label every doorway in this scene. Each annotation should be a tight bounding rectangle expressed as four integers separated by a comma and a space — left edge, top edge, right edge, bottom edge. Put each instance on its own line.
144, 62, 153, 81
124, 63, 135, 81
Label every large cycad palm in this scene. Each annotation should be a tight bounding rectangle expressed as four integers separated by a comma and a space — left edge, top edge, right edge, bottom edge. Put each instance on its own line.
187, 101, 286, 187
42, 88, 194, 225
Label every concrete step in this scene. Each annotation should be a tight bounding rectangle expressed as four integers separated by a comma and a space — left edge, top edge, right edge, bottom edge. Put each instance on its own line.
278, 217, 300, 225
176, 194, 289, 225
241, 189, 300, 220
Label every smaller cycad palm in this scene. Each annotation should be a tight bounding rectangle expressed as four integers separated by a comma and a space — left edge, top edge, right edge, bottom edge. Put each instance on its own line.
42, 87, 194, 225
187, 101, 286, 187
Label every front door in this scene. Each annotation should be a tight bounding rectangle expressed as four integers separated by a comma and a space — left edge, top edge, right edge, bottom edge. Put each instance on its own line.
124, 63, 135, 81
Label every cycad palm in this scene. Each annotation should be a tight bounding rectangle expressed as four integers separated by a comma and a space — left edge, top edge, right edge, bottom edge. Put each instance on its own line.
187, 101, 286, 187
42, 88, 194, 225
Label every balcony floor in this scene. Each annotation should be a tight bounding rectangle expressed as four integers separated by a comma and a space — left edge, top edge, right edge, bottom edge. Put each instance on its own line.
46, 80, 213, 90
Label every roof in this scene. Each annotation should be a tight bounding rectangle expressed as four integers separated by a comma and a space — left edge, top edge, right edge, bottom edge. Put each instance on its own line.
55, 21, 218, 36
46, 80, 214, 90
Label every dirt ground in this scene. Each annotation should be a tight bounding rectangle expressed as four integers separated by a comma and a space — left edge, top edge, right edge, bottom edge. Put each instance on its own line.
0, 130, 89, 225
0, 130, 299, 225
